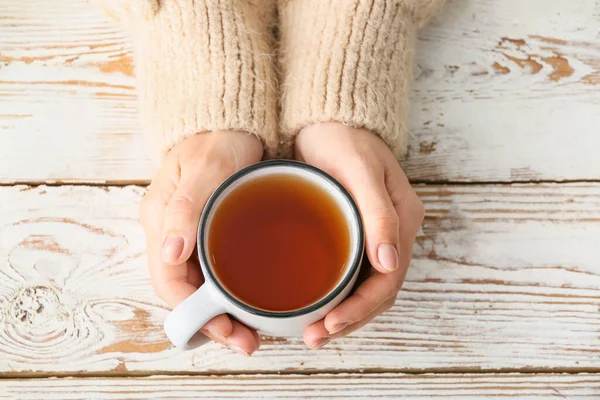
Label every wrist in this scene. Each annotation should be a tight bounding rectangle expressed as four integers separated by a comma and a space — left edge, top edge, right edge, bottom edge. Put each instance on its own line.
234, 131, 264, 161
297, 122, 348, 143
169, 130, 262, 161
206, 130, 264, 170
297, 122, 375, 145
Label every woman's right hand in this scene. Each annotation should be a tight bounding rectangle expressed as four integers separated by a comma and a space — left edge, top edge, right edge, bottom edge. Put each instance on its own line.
140, 131, 263, 356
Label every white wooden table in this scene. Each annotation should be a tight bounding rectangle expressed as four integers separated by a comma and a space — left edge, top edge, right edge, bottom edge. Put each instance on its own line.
1, 1, 599, 398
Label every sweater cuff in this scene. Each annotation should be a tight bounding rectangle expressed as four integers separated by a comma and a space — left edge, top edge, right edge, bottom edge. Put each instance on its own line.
278, 0, 443, 158
97, 0, 279, 159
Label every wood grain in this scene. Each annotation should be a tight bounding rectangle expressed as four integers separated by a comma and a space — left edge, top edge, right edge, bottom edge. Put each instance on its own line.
407, 0, 600, 182
1, 184, 598, 374
1, 0, 600, 183
1, 373, 600, 399
0, 0, 152, 183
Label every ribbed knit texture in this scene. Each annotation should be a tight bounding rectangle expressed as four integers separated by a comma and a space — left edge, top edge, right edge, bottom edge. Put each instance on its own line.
95, 0, 445, 159
95, 0, 279, 158
278, 0, 445, 158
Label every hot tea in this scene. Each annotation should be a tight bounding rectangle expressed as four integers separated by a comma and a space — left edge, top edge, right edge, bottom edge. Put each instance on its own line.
208, 173, 351, 312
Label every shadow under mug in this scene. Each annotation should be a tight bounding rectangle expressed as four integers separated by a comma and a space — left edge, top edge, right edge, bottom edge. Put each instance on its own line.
164, 160, 364, 349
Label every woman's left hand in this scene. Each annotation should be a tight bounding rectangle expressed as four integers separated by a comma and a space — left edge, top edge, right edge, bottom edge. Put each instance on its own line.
294, 122, 425, 349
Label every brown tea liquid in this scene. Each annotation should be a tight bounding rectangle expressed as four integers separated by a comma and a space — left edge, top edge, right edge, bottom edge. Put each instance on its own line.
208, 173, 350, 312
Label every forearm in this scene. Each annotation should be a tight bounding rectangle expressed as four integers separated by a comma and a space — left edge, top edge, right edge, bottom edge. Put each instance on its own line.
96, 0, 279, 158
278, 0, 445, 158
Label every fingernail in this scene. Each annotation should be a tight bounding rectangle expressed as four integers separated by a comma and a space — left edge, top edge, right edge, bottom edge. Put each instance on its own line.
378, 243, 399, 272
162, 236, 184, 263
328, 322, 350, 335
310, 338, 331, 350
230, 345, 251, 357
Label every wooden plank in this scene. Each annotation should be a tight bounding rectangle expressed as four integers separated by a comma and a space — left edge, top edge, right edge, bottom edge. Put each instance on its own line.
1, 0, 600, 183
406, 0, 600, 182
1, 374, 599, 399
0, 184, 598, 374
0, 0, 152, 183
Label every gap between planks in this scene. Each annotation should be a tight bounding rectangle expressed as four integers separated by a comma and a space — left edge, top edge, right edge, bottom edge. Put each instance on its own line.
2, 366, 600, 380
2, 178, 600, 187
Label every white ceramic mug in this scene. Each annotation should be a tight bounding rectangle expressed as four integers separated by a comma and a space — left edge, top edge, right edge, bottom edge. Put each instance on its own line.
164, 160, 364, 349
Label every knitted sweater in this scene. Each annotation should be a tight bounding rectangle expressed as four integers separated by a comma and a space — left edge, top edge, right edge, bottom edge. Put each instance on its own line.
94, 0, 445, 159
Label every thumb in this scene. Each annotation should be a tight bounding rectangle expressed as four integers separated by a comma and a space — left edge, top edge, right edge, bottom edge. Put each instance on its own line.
161, 167, 226, 265
348, 170, 400, 274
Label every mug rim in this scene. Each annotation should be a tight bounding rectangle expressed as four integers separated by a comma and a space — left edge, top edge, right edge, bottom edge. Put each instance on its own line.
197, 160, 365, 318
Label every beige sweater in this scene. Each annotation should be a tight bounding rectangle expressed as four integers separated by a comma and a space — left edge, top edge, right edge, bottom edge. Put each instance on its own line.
95, 0, 445, 159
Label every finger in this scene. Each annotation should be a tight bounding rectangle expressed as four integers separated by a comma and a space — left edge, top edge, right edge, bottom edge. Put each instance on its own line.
161, 162, 229, 265
187, 259, 204, 288
323, 268, 406, 335
146, 245, 197, 314
141, 158, 239, 345
303, 319, 329, 349
251, 329, 262, 347
329, 296, 396, 339
147, 208, 232, 341
200, 314, 234, 343
142, 175, 204, 312
147, 216, 234, 343
157, 272, 200, 307
303, 297, 396, 349
385, 163, 425, 264
304, 268, 400, 346
344, 165, 400, 274
140, 187, 195, 304
224, 319, 261, 356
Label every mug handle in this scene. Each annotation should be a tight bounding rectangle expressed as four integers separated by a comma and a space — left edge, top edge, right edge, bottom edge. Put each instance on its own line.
164, 284, 227, 349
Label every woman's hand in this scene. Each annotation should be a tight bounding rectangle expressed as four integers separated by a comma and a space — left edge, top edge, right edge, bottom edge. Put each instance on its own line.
295, 122, 425, 349
140, 131, 263, 355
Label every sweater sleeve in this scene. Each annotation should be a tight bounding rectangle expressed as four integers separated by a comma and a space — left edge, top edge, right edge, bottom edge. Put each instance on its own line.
94, 0, 279, 159
277, 0, 445, 158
